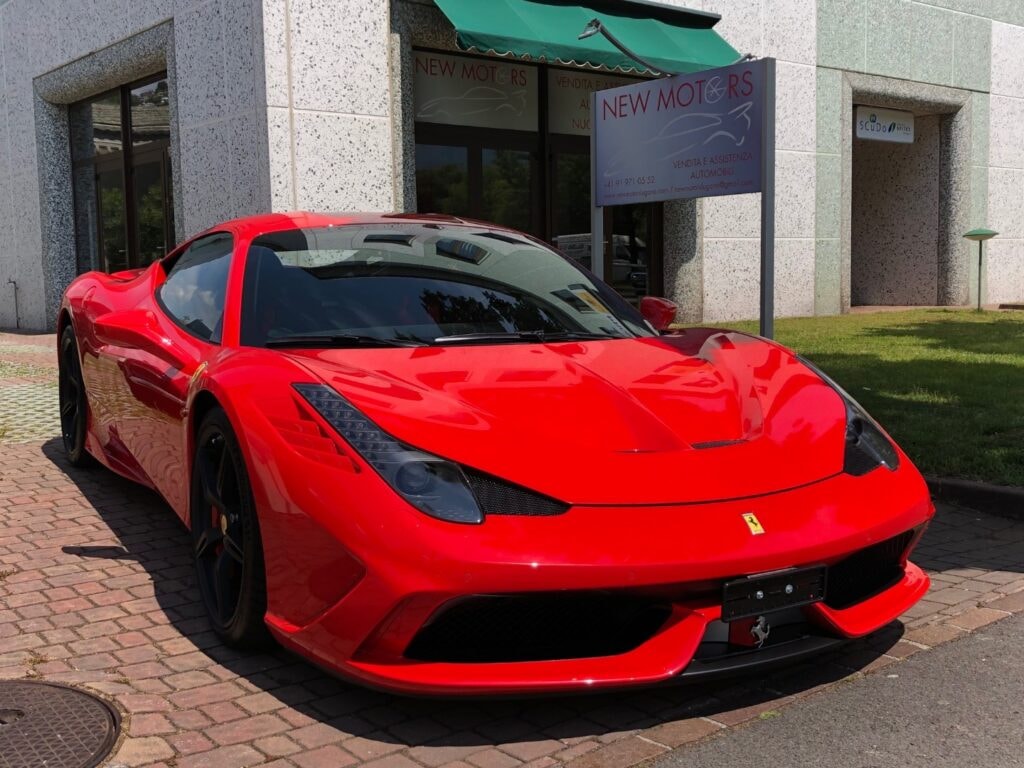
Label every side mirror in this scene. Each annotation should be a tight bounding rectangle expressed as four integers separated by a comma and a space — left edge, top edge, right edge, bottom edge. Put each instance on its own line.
639, 296, 678, 332
93, 309, 191, 368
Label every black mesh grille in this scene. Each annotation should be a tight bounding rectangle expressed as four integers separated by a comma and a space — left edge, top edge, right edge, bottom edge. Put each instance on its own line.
826, 529, 916, 609
405, 593, 671, 663
463, 469, 569, 516
843, 441, 882, 476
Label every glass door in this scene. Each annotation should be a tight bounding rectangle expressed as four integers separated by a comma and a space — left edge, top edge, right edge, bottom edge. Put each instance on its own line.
415, 125, 541, 237
548, 138, 662, 303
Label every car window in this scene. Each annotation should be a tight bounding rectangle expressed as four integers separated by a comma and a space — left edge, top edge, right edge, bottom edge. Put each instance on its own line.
157, 232, 233, 342
239, 224, 654, 347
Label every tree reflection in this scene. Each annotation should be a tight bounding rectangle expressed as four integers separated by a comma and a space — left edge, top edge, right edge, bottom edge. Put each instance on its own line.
420, 288, 560, 333
482, 149, 530, 232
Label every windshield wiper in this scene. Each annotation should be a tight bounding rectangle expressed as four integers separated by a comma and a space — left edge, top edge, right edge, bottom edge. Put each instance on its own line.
266, 333, 427, 349
433, 330, 618, 345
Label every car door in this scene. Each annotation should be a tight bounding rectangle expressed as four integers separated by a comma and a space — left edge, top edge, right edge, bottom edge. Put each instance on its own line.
111, 232, 235, 517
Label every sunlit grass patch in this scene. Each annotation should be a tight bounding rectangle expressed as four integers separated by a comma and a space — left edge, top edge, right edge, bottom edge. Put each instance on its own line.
694, 309, 1024, 486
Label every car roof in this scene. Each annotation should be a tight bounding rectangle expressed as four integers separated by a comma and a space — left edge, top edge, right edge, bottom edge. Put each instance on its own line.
210, 211, 521, 241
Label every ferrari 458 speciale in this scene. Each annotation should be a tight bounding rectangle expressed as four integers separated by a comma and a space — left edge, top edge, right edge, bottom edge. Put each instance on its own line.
58, 212, 933, 694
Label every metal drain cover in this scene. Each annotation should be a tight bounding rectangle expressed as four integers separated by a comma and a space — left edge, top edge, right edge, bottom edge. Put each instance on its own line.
0, 680, 120, 768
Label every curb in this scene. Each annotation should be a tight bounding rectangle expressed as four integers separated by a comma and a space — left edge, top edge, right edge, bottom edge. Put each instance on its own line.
584, 591, 1024, 768
926, 476, 1024, 521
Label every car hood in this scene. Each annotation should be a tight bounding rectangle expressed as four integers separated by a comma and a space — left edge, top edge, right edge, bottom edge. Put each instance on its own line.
284, 329, 848, 505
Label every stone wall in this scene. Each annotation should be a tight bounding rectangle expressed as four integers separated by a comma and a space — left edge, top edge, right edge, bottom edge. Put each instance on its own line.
260, 0, 396, 213
987, 20, 1024, 304
0, 0, 271, 330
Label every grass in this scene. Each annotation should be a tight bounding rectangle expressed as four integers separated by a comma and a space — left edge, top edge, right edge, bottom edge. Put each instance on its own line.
706, 309, 1024, 487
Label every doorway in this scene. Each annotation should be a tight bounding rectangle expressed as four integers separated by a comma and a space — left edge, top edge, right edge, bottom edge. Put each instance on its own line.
850, 111, 942, 306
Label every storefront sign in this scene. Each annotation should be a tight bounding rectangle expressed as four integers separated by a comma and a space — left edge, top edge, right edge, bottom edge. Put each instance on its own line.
855, 106, 914, 144
413, 51, 538, 132
593, 59, 767, 206
547, 70, 639, 136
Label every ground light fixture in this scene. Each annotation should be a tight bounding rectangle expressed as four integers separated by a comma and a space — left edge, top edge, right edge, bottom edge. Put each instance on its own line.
963, 227, 998, 311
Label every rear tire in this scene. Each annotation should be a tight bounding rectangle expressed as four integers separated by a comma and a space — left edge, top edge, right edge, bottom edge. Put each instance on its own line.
58, 326, 94, 467
190, 407, 272, 648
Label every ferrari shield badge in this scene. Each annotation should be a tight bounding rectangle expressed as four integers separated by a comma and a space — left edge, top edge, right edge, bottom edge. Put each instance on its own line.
742, 512, 765, 535
188, 361, 208, 387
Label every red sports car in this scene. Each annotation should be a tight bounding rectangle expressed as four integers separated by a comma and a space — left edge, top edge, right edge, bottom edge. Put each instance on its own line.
58, 212, 933, 695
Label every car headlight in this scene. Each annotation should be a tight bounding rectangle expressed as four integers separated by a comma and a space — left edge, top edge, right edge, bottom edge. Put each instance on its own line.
797, 357, 899, 476
293, 384, 483, 524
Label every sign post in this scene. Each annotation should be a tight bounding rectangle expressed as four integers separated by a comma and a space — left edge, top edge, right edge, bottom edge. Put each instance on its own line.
590, 96, 605, 284
758, 58, 775, 339
590, 58, 777, 336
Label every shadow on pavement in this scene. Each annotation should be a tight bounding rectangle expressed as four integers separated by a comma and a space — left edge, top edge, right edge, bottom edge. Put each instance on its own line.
40, 436, 915, 751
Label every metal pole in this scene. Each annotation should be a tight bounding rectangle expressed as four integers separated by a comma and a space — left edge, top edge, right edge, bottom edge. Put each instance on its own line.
977, 240, 983, 312
590, 95, 605, 282
759, 58, 776, 339
7, 278, 18, 330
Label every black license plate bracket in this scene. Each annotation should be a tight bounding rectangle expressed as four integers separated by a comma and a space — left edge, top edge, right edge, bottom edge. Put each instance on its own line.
722, 565, 827, 622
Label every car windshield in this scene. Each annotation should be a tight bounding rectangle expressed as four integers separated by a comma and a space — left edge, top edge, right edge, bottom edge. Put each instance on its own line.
239, 223, 656, 348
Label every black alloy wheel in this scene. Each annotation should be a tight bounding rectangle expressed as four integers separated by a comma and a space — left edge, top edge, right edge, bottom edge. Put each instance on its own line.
58, 326, 93, 467
191, 408, 271, 648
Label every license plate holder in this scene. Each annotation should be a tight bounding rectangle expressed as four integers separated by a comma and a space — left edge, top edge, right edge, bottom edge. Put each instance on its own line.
722, 565, 827, 622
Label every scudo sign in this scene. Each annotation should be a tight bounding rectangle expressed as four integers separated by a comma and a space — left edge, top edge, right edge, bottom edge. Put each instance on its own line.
413, 51, 538, 131
855, 106, 914, 144
593, 59, 766, 207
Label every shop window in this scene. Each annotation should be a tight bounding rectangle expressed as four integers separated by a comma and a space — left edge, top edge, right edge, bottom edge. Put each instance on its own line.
415, 145, 470, 218
481, 149, 532, 233
412, 49, 664, 303
71, 74, 174, 274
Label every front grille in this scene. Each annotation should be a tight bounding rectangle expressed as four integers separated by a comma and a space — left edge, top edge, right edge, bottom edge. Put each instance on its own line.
826, 529, 916, 609
463, 469, 569, 517
405, 592, 672, 663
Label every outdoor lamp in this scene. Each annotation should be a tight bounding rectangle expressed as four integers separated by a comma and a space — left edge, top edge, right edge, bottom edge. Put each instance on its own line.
963, 228, 998, 311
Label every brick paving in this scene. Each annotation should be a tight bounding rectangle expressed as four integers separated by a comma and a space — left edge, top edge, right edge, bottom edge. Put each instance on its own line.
1, 330, 1023, 768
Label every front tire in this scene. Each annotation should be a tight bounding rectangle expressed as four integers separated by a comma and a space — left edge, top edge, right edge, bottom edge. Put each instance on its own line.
191, 407, 272, 648
58, 326, 93, 467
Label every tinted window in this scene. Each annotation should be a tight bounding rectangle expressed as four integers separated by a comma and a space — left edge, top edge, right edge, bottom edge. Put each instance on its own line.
240, 224, 654, 347
158, 233, 233, 342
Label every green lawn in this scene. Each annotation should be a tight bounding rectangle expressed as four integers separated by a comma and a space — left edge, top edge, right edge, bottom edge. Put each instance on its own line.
711, 309, 1024, 487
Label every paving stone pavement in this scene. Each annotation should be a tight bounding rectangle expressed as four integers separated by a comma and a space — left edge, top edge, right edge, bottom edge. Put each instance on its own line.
2, 330, 1023, 768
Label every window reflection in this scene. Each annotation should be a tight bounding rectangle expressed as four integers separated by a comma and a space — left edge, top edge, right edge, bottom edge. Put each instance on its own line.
415, 144, 469, 218
482, 148, 532, 234
131, 79, 173, 266
610, 206, 651, 302
96, 165, 128, 273
71, 75, 174, 274
130, 80, 170, 147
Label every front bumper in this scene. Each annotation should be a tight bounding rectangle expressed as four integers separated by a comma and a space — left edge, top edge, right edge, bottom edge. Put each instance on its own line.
252, 434, 933, 695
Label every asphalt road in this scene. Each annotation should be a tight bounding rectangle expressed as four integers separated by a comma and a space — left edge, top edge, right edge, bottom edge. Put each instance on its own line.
651, 612, 1024, 768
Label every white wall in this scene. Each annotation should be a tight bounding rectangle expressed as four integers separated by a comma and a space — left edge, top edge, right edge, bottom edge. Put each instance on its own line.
261, 0, 396, 213
987, 20, 1024, 304
664, 0, 818, 322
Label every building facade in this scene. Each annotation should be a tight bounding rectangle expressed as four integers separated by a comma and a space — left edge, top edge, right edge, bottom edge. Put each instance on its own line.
0, 0, 1021, 331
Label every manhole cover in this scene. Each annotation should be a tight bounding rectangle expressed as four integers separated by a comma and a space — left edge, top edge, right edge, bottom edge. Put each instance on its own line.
0, 680, 120, 768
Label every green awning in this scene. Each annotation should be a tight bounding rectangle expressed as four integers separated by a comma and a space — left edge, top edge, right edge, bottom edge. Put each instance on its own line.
432, 0, 740, 75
